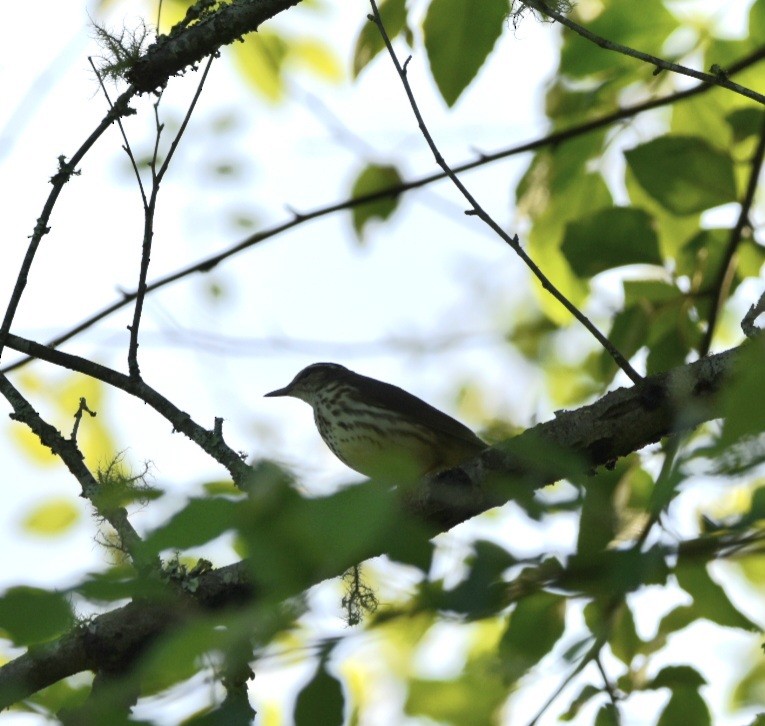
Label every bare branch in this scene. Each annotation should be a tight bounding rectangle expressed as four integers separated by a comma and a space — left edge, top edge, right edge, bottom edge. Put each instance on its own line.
522, 0, 765, 106
3, 333, 252, 485
368, 1, 642, 383
126, 0, 303, 93
0, 373, 145, 563
0, 90, 136, 361
699, 113, 765, 355
127, 54, 216, 379
4, 46, 763, 375
742, 289, 765, 338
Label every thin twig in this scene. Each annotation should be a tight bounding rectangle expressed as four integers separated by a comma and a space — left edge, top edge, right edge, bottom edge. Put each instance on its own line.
157, 54, 215, 183
3, 332, 252, 485
3, 47, 763, 375
368, 1, 642, 383
526, 636, 606, 725
0, 89, 136, 361
71, 396, 97, 442
127, 54, 216, 378
741, 288, 765, 338
632, 435, 682, 550
0, 372, 147, 565
595, 652, 621, 722
699, 112, 765, 355
524, 0, 765, 106
88, 57, 147, 206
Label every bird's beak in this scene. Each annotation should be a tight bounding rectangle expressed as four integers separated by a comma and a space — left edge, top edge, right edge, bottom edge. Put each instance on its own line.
264, 384, 291, 397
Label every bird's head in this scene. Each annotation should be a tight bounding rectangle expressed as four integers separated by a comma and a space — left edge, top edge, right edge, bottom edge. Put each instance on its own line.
264, 362, 350, 405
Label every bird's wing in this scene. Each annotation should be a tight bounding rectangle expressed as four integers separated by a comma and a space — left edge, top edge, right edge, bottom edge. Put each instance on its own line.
353, 372, 486, 453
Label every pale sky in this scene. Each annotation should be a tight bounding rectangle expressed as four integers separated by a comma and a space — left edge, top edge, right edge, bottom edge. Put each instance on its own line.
0, 1, 762, 724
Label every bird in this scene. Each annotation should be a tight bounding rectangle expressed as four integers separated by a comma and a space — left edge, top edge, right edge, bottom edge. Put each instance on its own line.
265, 362, 487, 480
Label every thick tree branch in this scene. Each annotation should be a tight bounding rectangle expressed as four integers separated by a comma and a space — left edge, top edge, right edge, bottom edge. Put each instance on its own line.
0, 344, 747, 707
0, 562, 254, 709
413, 345, 739, 528
126, 0, 303, 93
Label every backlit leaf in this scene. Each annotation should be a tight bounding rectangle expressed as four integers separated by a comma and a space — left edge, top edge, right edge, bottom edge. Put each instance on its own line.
350, 163, 402, 239
22, 498, 80, 536
561, 207, 662, 277
294, 662, 345, 726
423, 0, 507, 107
499, 592, 566, 684
0, 587, 73, 645
625, 137, 737, 215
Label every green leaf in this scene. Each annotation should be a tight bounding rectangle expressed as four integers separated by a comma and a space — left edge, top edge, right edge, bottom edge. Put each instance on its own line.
499, 592, 566, 684
518, 134, 611, 325
752, 0, 765, 41
559, 0, 676, 78
239, 480, 429, 598
294, 662, 345, 726
560, 547, 668, 597
599, 305, 649, 379
423, 0, 507, 106
202, 480, 241, 496
623, 279, 681, 307
561, 207, 662, 278
290, 39, 343, 82
650, 664, 707, 690
718, 340, 765, 449
625, 136, 737, 215
726, 108, 765, 143
22, 497, 80, 536
651, 668, 711, 726
675, 556, 759, 631
595, 703, 620, 726
74, 567, 170, 603
584, 600, 641, 666
609, 604, 641, 666
139, 620, 225, 694
657, 691, 711, 726
350, 163, 403, 239
657, 605, 697, 640
437, 540, 516, 618
732, 655, 765, 711
25, 678, 91, 718
0, 587, 73, 645
232, 31, 289, 103
577, 469, 620, 555
141, 497, 239, 556
645, 328, 692, 375
353, 0, 408, 77
406, 652, 507, 725
560, 684, 600, 721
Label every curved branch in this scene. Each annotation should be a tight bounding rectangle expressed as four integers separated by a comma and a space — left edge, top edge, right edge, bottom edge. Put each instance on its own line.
126, 0, 303, 93
3, 46, 763, 375
3, 334, 252, 485
0, 336, 749, 712
0, 91, 136, 361
369, 1, 641, 383
0, 372, 145, 562
699, 112, 765, 355
525, 0, 765, 106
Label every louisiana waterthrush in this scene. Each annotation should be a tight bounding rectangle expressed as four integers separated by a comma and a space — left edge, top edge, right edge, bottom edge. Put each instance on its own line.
265, 362, 486, 479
